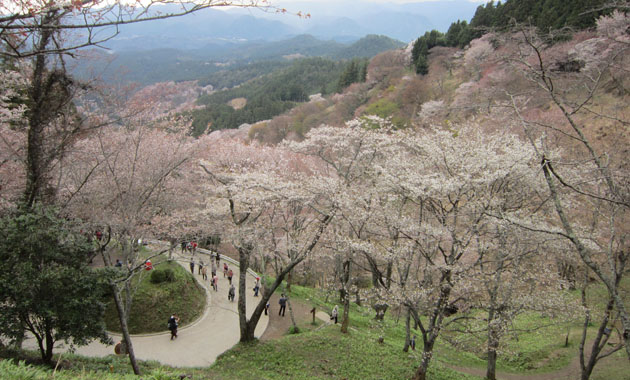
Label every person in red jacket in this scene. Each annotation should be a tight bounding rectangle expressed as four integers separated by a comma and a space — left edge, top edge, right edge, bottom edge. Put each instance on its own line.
227, 269, 233, 285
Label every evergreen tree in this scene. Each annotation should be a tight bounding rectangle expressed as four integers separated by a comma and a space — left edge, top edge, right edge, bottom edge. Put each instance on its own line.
446, 21, 463, 47
0, 207, 110, 363
415, 55, 429, 75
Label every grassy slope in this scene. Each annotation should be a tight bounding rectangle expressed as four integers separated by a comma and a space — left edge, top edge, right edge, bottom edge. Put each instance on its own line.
103, 261, 206, 334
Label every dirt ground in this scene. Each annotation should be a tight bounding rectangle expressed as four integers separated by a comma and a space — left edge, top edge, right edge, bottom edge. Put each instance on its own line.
260, 292, 317, 341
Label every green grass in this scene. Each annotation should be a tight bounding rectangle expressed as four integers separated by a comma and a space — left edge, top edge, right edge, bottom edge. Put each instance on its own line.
103, 261, 205, 334
0, 348, 169, 379
281, 283, 585, 374
3, 279, 629, 380
0, 359, 180, 380
192, 327, 481, 380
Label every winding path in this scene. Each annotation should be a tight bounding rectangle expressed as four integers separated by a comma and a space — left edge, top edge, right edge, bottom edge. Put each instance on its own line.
23, 244, 268, 368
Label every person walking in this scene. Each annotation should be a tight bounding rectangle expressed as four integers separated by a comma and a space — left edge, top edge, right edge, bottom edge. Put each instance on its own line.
198, 260, 204, 275
227, 269, 233, 285
278, 294, 287, 317
216, 253, 221, 266
264, 301, 270, 315
331, 305, 338, 324
212, 274, 218, 291
228, 283, 235, 302
223, 262, 228, 277
201, 265, 208, 281
253, 277, 260, 297
189, 259, 195, 275
211, 260, 217, 278
168, 314, 180, 340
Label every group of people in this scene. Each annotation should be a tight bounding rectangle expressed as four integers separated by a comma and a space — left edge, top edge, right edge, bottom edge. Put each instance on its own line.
186, 252, 238, 303
170, 247, 280, 341
180, 240, 198, 254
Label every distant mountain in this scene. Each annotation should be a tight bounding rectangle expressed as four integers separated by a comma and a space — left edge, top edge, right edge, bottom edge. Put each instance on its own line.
100, 1, 480, 52
255, 0, 481, 41
201, 34, 406, 62
104, 8, 296, 51
198, 34, 347, 62
75, 34, 405, 85
331, 35, 406, 60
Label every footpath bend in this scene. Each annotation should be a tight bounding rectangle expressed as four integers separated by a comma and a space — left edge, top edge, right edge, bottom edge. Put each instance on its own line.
23, 243, 268, 368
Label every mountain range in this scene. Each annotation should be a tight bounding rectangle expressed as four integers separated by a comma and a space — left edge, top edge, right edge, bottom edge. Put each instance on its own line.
75, 34, 406, 85
103, 0, 481, 51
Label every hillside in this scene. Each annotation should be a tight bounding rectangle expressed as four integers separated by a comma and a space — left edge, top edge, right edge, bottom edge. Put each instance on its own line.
189, 57, 351, 135
245, 14, 629, 148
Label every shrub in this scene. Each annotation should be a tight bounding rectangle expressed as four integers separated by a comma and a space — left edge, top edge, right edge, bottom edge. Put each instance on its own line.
150, 269, 176, 284
151, 268, 175, 284
363, 98, 399, 119
163, 269, 175, 282
150, 269, 166, 284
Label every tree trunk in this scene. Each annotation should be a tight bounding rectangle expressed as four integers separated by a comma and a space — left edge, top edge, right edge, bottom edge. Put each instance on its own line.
373, 303, 388, 321
412, 339, 435, 380
24, 17, 55, 209
237, 246, 250, 342
287, 297, 299, 333
112, 285, 140, 375
412, 269, 452, 380
238, 246, 307, 342
341, 293, 350, 333
579, 287, 616, 380
403, 307, 411, 352
340, 259, 351, 333
486, 329, 499, 380
44, 325, 54, 364
286, 270, 292, 293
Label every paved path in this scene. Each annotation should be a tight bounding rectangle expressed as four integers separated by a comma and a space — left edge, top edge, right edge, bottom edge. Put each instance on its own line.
23, 245, 268, 368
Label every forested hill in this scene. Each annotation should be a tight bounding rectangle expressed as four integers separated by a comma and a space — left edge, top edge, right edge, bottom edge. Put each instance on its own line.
468, 0, 609, 31
446, 0, 611, 48
407, 0, 617, 75
239, 9, 628, 147
189, 57, 361, 136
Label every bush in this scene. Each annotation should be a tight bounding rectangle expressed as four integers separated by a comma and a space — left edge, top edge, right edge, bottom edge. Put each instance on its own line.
150, 269, 165, 284
363, 98, 399, 119
163, 269, 175, 282
150, 269, 175, 284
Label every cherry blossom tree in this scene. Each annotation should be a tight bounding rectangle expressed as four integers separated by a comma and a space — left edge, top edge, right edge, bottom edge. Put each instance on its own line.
61, 121, 194, 374
500, 18, 630, 364
367, 121, 540, 380
286, 117, 397, 332
452, 225, 574, 380
198, 136, 334, 342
